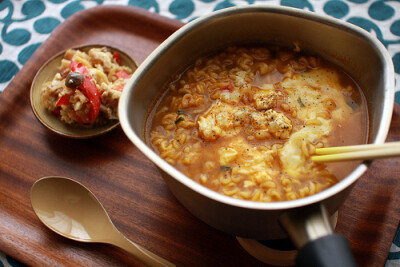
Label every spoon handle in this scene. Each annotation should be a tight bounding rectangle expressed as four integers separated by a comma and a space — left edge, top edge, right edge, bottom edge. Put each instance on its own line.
112, 230, 175, 267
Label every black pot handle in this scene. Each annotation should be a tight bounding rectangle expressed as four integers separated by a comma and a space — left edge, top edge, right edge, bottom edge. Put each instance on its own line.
279, 204, 357, 267
296, 233, 357, 267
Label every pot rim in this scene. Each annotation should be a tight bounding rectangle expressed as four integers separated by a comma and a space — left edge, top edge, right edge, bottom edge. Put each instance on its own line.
119, 5, 395, 211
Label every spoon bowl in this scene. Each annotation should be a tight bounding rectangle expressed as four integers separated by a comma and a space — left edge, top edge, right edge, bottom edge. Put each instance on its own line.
30, 176, 174, 266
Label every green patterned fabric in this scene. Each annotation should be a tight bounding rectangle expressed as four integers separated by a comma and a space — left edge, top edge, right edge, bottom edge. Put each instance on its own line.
0, 0, 399, 102
0, 1, 399, 266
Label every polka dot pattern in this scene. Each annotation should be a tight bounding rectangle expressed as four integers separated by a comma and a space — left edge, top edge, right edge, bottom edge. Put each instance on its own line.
391, 20, 400, 36
2, 28, 31, 46
0, 60, 19, 83
393, 53, 400, 74
128, 0, 160, 12
18, 43, 41, 65
21, 0, 45, 18
169, 0, 195, 20
324, 1, 349, 19
33, 17, 61, 34
368, 1, 394, 21
61, 2, 85, 19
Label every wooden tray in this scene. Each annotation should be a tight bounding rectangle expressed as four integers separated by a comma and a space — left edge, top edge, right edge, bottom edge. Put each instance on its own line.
0, 5, 399, 266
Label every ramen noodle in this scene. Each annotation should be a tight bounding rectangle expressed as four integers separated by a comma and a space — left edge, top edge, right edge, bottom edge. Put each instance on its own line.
41, 47, 133, 126
146, 45, 368, 202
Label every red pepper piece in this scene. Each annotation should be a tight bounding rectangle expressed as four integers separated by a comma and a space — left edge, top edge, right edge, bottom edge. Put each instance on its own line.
53, 107, 61, 116
73, 111, 87, 124
56, 94, 70, 106
69, 60, 100, 123
115, 70, 130, 79
221, 84, 233, 92
113, 52, 121, 65
53, 94, 70, 116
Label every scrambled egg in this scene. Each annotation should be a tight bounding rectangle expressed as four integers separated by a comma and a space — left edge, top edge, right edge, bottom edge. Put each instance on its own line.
197, 101, 292, 141
279, 69, 353, 177
198, 68, 352, 179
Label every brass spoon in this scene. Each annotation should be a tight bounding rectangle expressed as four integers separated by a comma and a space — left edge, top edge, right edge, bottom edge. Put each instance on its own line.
30, 176, 174, 267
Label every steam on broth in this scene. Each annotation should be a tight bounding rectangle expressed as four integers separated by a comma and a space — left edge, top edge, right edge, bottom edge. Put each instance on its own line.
145, 45, 368, 202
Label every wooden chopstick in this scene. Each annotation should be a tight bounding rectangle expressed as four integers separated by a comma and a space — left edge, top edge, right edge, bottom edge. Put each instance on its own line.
311, 141, 400, 163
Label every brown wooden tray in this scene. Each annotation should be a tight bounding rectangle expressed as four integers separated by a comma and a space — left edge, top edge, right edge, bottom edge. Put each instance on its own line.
0, 5, 399, 266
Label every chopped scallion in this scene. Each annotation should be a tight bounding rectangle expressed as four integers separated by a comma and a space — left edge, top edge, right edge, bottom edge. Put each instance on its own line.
297, 97, 305, 107
220, 166, 232, 171
175, 117, 184, 124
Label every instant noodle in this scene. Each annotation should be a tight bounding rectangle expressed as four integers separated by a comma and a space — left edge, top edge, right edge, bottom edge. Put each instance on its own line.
146, 45, 368, 202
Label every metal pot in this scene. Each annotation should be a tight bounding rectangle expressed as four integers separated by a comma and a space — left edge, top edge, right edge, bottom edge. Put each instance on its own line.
119, 5, 394, 266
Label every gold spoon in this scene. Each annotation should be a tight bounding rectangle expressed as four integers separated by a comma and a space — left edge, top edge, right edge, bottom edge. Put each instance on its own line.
30, 176, 174, 267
